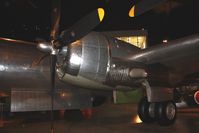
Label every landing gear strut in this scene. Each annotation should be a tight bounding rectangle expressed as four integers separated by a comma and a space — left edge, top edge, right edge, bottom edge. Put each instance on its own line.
138, 97, 177, 126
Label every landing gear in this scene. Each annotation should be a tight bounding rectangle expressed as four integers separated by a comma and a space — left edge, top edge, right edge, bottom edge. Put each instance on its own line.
138, 97, 177, 126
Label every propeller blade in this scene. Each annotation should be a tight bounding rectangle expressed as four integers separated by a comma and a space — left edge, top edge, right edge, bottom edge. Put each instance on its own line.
0, 37, 36, 45
50, 54, 57, 133
129, 0, 167, 17
59, 8, 105, 45
50, 0, 61, 132
50, 0, 61, 40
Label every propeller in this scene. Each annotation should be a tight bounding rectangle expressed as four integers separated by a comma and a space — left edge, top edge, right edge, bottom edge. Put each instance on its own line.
54, 8, 104, 48
129, 0, 167, 17
49, 0, 61, 133
37, 1, 105, 133
50, 0, 61, 40
50, 53, 56, 133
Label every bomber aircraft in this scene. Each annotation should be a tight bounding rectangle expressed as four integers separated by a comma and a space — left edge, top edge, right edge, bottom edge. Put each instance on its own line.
0, 0, 199, 130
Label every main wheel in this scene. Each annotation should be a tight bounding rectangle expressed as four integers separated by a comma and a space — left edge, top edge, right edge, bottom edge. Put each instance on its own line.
156, 101, 177, 126
138, 97, 155, 123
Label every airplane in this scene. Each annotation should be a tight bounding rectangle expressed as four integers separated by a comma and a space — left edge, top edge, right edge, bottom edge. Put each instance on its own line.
0, 0, 199, 130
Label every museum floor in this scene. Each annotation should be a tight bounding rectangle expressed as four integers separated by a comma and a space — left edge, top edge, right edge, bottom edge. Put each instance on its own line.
0, 103, 198, 133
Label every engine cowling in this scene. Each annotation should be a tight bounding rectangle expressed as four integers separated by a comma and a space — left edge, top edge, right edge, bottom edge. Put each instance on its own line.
57, 32, 109, 83
56, 32, 145, 89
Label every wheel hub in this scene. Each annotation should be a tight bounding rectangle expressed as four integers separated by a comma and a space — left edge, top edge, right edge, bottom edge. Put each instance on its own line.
149, 103, 155, 118
166, 103, 176, 120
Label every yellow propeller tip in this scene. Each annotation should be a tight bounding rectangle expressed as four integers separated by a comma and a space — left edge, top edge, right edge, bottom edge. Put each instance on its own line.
97, 8, 105, 22
129, 6, 135, 17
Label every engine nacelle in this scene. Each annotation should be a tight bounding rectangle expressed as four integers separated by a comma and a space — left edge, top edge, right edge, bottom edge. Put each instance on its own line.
57, 32, 109, 83
57, 32, 145, 89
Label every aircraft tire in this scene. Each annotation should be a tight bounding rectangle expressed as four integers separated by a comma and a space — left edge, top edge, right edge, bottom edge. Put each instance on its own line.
155, 101, 177, 126
138, 97, 155, 123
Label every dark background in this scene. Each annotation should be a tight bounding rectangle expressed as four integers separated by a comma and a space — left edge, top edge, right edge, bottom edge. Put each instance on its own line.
0, 0, 198, 46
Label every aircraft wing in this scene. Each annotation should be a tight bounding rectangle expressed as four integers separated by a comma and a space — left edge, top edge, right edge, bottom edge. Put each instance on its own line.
128, 34, 199, 86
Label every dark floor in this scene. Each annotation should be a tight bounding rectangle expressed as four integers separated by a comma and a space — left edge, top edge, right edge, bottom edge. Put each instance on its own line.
0, 103, 199, 133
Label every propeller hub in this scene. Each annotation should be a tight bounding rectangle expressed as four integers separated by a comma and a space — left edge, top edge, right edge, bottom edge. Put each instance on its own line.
37, 41, 59, 55
37, 42, 52, 53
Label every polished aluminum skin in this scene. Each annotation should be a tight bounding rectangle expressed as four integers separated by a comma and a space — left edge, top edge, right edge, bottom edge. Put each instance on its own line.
0, 38, 51, 90
2, 33, 199, 91
0, 37, 111, 112
55, 33, 199, 103
1, 33, 199, 109
57, 32, 143, 89
0, 38, 72, 90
